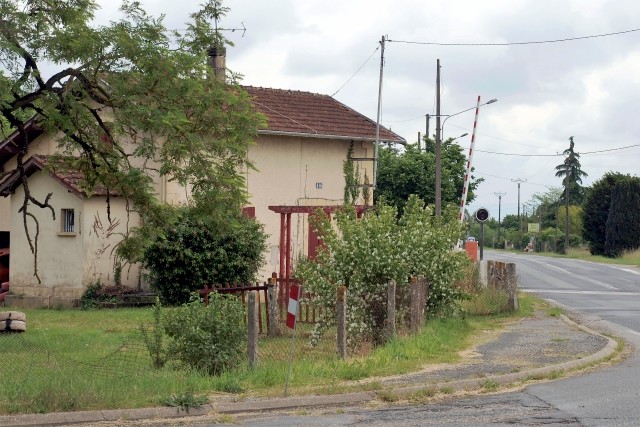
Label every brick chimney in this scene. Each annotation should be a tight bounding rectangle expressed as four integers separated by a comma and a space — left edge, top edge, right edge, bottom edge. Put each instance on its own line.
208, 43, 226, 81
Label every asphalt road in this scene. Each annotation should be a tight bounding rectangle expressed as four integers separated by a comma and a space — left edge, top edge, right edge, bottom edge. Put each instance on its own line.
181, 251, 640, 426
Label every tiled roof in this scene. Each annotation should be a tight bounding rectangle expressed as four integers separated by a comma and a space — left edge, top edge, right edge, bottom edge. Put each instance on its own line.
0, 155, 113, 198
0, 117, 43, 166
243, 86, 405, 143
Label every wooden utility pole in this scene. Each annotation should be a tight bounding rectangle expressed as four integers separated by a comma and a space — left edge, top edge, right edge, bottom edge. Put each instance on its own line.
495, 191, 506, 248
435, 59, 442, 216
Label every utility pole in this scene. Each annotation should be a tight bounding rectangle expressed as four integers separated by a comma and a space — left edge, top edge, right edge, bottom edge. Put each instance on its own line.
425, 114, 430, 140
435, 59, 442, 216
372, 35, 385, 191
511, 178, 526, 231
494, 191, 506, 248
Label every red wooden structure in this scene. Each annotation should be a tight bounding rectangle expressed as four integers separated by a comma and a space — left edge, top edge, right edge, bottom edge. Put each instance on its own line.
268, 205, 369, 314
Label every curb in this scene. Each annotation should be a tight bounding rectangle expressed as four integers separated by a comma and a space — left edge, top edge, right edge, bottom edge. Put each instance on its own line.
0, 315, 620, 426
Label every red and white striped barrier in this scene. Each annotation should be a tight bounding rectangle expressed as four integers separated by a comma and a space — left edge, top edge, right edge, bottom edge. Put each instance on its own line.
459, 96, 482, 222
286, 284, 300, 329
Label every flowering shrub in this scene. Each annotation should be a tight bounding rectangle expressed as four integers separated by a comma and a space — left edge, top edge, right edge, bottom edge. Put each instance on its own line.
295, 195, 470, 350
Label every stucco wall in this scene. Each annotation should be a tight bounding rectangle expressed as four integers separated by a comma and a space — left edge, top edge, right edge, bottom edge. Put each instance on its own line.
9, 172, 85, 300
81, 197, 143, 290
246, 135, 373, 280
8, 172, 146, 304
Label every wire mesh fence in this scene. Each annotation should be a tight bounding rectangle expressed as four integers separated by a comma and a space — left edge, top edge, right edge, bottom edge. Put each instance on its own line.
0, 265, 518, 414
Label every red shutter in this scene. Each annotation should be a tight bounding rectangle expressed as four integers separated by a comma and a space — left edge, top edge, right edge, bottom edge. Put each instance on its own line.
242, 206, 256, 218
308, 217, 321, 259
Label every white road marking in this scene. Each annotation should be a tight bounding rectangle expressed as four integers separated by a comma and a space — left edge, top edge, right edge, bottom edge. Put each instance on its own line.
521, 288, 640, 296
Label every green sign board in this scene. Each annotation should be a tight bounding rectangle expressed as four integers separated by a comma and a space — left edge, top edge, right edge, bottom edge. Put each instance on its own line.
528, 223, 540, 233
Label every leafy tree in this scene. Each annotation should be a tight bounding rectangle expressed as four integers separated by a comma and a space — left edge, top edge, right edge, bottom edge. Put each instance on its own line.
604, 179, 640, 258
142, 208, 267, 305
555, 205, 583, 237
527, 187, 563, 229
0, 0, 264, 280
500, 214, 520, 231
375, 137, 482, 214
582, 172, 631, 255
555, 137, 588, 252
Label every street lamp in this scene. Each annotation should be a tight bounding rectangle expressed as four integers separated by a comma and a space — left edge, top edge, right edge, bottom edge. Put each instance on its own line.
441, 99, 498, 141
433, 98, 498, 215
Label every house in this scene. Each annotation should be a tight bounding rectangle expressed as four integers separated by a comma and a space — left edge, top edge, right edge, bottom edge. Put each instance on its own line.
0, 50, 404, 308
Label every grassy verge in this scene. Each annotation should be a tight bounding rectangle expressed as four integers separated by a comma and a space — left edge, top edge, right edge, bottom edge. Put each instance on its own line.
0, 293, 536, 415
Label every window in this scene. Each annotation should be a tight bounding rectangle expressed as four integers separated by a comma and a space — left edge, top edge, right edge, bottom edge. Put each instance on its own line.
60, 209, 75, 234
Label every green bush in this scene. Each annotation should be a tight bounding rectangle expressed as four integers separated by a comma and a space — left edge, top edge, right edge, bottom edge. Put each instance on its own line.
162, 293, 246, 375
143, 208, 267, 305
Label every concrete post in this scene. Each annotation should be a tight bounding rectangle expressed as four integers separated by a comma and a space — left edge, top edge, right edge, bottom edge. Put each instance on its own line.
506, 262, 519, 312
487, 260, 496, 288
337, 286, 347, 359
267, 279, 280, 337
247, 291, 259, 368
385, 280, 396, 341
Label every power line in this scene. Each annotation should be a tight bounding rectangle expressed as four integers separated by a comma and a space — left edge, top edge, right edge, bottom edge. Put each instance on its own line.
475, 170, 553, 188
331, 45, 380, 97
462, 143, 640, 157
388, 27, 640, 47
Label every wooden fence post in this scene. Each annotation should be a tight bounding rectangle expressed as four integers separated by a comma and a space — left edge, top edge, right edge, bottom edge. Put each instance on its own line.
410, 276, 422, 334
247, 291, 259, 368
418, 275, 428, 318
506, 262, 519, 312
385, 280, 396, 341
337, 286, 347, 359
267, 278, 280, 337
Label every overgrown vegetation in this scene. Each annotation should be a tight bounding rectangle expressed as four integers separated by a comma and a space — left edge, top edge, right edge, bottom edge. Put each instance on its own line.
141, 207, 266, 305
80, 281, 138, 309
295, 196, 470, 350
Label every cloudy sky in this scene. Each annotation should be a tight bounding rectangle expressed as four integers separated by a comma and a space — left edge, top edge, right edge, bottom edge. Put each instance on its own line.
97, 0, 640, 219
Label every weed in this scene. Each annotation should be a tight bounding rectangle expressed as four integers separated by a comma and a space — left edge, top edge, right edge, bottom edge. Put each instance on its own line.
548, 370, 564, 379
439, 386, 454, 394
139, 298, 167, 369
481, 379, 499, 392
376, 390, 399, 402
547, 307, 563, 317
160, 392, 208, 411
409, 388, 437, 402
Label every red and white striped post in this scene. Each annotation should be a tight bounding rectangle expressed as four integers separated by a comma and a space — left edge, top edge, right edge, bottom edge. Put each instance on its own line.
459, 96, 482, 223
284, 283, 302, 396
285, 283, 300, 330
